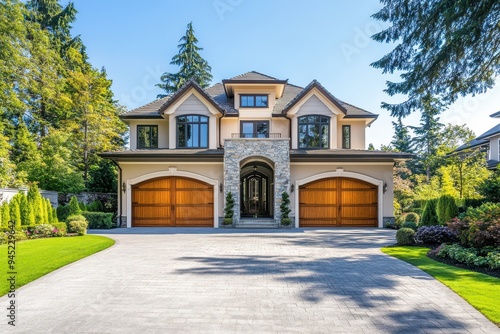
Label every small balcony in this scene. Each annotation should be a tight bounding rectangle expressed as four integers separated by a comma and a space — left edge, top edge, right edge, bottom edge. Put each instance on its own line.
231, 133, 282, 139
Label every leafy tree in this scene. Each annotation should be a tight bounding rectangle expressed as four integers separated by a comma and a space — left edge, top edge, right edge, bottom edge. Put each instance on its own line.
11, 122, 41, 184
371, 0, 500, 117
393, 162, 414, 214
87, 159, 117, 193
0, 122, 16, 187
157, 22, 212, 97
420, 198, 439, 226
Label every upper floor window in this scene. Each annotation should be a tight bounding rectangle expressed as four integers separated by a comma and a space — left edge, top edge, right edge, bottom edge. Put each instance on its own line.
240, 95, 268, 108
137, 125, 158, 149
241, 121, 269, 138
342, 125, 351, 149
177, 115, 208, 148
298, 115, 329, 149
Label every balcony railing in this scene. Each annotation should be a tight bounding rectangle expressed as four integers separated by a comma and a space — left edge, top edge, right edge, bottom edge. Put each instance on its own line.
231, 133, 282, 139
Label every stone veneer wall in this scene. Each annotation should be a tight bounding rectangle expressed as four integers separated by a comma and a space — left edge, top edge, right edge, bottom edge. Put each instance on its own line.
224, 139, 290, 224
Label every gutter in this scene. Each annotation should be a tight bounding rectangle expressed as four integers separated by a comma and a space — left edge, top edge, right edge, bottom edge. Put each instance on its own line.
110, 160, 123, 228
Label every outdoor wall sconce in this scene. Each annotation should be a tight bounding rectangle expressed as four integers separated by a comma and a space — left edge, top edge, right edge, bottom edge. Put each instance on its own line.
383, 183, 387, 194
219, 183, 223, 193
122, 182, 126, 193
290, 184, 294, 193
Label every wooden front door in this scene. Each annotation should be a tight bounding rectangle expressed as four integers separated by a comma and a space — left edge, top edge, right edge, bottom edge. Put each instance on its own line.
299, 177, 377, 227
132, 177, 213, 227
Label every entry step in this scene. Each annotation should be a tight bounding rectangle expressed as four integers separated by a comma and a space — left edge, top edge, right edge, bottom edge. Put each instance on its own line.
235, 219, 279, 229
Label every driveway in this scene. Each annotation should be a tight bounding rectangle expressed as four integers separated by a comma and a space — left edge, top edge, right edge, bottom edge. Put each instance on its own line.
1, 228, 498, 333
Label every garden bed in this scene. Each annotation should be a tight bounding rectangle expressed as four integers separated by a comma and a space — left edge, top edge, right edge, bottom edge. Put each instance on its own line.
427, 250, 500, 278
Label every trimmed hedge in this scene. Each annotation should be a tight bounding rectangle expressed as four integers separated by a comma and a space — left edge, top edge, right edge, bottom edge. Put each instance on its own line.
82, 212, 113, 229
396, 228, 416, 245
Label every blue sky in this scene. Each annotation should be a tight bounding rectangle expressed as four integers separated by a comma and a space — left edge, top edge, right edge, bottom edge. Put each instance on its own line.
70, 0, 499, 148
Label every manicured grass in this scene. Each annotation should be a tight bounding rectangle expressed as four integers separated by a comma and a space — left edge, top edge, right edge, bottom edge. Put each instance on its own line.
0, 235, 115, 296
382, 246, 500, 326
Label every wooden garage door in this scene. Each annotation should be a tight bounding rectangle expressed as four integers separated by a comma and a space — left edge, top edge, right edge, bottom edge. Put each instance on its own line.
299, 177, 377, 227
132, 177, 213, 227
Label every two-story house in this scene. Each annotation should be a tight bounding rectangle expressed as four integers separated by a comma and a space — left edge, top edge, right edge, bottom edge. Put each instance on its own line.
454, 111, 500, 170
101, 71, 411, 228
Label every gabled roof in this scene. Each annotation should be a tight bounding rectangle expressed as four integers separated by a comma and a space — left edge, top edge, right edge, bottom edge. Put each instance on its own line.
282, 80, 347, 114
120, 71, 378, 121
157, 79, 225, 114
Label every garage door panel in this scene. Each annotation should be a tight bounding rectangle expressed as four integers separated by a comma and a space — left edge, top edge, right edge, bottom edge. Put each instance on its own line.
299, 177, 377, 227
341, 190, 377, 205
175, 189, 213, 205
132, 177, 213, 227
300, 190, 337, 205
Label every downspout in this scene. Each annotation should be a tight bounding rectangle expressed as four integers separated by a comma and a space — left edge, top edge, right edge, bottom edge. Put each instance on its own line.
284, 114, 292, 149
111, 160, 123, 228
219, 111, 226, 148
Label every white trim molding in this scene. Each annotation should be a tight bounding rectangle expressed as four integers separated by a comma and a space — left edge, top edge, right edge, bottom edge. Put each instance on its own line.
125, 167, 219, 228
294, 168, 384, 228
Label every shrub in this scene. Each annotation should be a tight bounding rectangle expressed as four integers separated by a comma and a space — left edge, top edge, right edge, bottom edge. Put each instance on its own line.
68, 196, 82, 216
437, 195, 458, 224
82, 212, 113, 229
464, 198, 486, 209
437, 244, 500, 269
420, 199, 439, 226
396, 228, 416, 245
463, 202, 500, 223
25, 224, 58, 239
414, 225, 456, 245
281, 218, 292, 226
280, 192, 292, 219
68, 220, 88, 236
1, 202, 9, 227
405, 212, 420, 224
467, 219, 500, 248
478, 170, 500, 203
222, 218, 233, 225
56, 204, 71, 222
224, 192, 235, 220
402, 221, 417, 231
0, 230, 27, 244
86, 200, 104, 212
447, 218, 470, 246
9, 197, 21, 228
395, 213, 407, 229
52, 222, 67, 236
66, 214, 87, 223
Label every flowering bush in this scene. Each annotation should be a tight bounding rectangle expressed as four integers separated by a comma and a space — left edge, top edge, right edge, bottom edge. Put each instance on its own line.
415, 225, 456, 245
25, 224, 59, 239
0, 231, 27, 244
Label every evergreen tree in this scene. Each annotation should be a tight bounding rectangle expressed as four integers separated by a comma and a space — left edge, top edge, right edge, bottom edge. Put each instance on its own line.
420, 198, 439, 226
410, 104, 444, 181
11, 122, 41, 184
9, 198, 21, 228
224, 192, 235, 219
68, 196, 82, 215
19, 192, 30, 226
45, 198, 53, 223
371, 0, 500, 117
157, 22, 212, 97
391, 116, 412, 153
2, 202, 10, 226
0, 122, 16, 187
280, 192, 291, 219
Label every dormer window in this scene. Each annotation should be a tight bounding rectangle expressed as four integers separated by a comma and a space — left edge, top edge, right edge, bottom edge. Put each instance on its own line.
240, 95, 268, 108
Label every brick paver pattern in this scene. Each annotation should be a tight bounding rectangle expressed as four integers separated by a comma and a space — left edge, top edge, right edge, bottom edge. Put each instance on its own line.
1, 228, 498, 333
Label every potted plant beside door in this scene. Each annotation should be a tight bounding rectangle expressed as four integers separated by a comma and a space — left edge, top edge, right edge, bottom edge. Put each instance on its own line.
223, 192, 235, 226
280, 191, 292, 227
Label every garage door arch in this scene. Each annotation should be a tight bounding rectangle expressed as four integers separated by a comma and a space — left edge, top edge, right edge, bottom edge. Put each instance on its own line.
126, 169, 219, 228
294, 170, 383, 228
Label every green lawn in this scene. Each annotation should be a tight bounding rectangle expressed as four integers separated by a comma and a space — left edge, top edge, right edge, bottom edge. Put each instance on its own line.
0, 235, 115, 296
382, 246, 500, 326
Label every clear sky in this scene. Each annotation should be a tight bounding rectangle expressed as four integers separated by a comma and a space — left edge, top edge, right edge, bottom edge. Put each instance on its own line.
70, 0, 499, 148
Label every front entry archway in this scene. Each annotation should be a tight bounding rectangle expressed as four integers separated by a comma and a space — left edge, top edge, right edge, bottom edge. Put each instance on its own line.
240, 161, 274, 218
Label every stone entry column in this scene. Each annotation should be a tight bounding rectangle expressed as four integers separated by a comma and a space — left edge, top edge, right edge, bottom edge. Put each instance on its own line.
223, 139, 290, 224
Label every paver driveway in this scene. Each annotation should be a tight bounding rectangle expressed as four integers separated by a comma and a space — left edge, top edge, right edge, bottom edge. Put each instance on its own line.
1, 228, 499, 334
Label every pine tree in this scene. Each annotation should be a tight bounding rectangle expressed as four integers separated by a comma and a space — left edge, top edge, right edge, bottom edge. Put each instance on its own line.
371, 0, 500, 117
410, 104, 444, 181
9, 198, 21, 228
19, 192, 30, 226
45, 198, 53, 223
157, 22, 212, 97
391, 116, 412, 153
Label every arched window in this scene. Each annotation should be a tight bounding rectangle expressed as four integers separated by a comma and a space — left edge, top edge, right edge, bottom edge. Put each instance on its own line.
298, 115, 330, 148
177, 115, 209, 148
